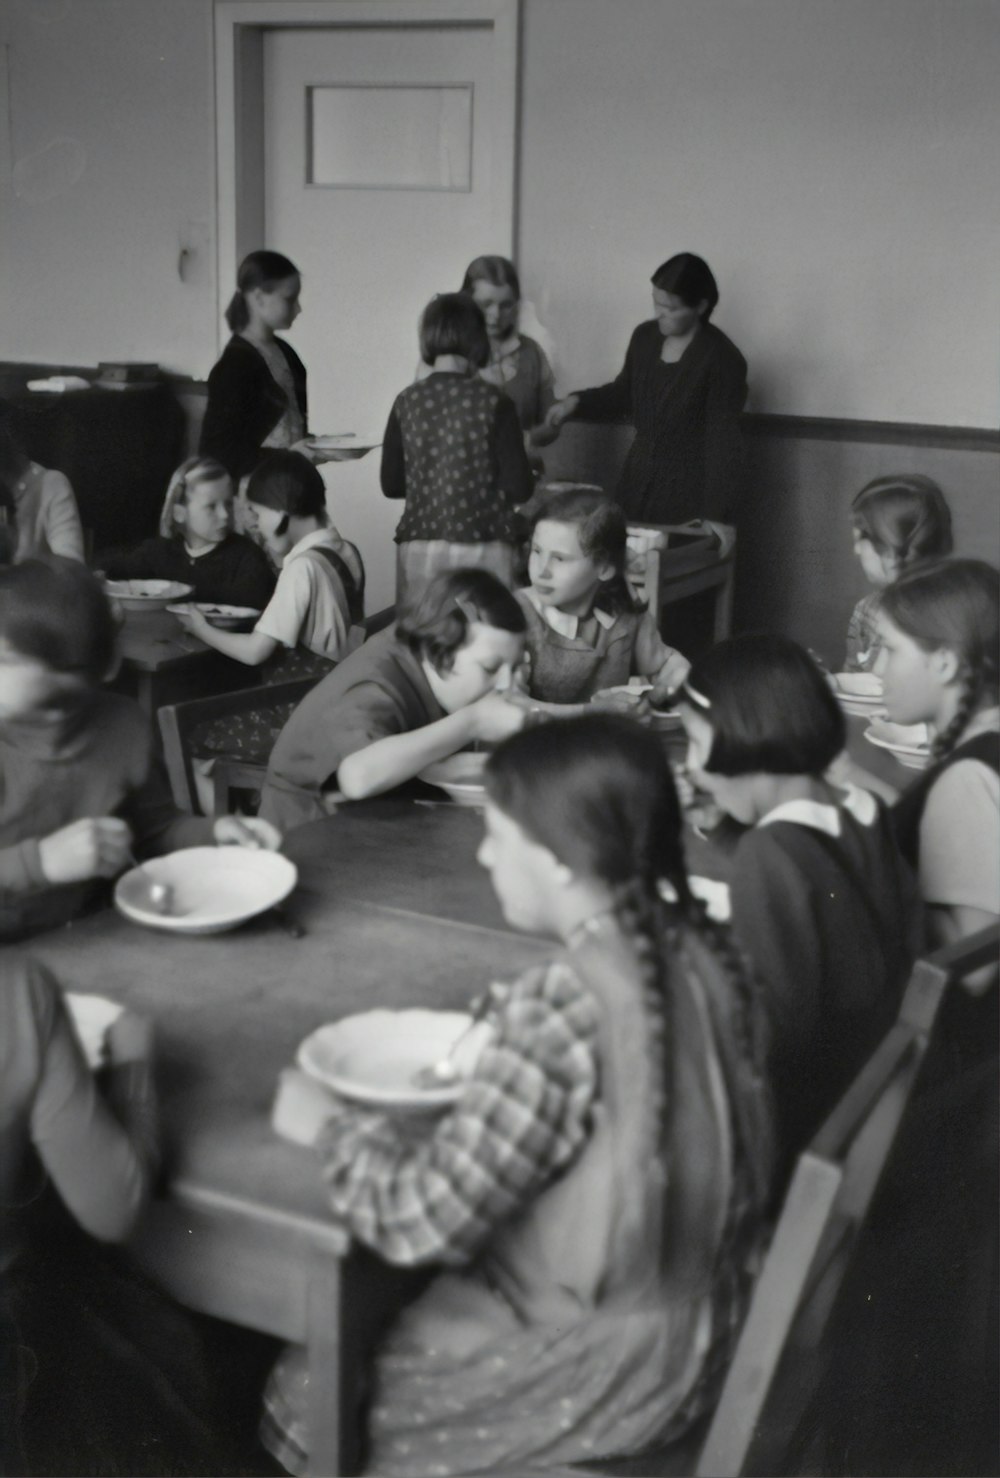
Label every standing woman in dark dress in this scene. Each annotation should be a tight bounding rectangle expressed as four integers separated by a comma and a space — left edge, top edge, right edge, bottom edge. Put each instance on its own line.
546, 254, 747, 525
199, 250, 313, 482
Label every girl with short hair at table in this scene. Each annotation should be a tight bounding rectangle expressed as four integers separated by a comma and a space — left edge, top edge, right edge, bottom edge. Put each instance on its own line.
259, 567, 528, 831
0, 559, 279, 942
0, 399, 85, 564
677, 633, 921, 1172
844, 474, 953, 671
261, 714, 775, 1476
876, 558, 999, 969
515, 484, 690, 707
176, 450, 364, 679
381, 292, 534, 606
102, 455, 275, 610
544, 253, 747, 526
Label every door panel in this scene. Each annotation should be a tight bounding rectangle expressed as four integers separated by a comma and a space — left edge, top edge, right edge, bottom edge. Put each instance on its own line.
264, 23, 511, 605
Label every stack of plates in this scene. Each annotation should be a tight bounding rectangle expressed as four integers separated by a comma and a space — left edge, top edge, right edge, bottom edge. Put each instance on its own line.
832, 671, 885, 718
863, 718, 932, 771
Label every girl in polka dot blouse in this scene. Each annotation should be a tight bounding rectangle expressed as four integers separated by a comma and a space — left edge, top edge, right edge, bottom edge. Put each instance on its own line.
381, 292, 534, 609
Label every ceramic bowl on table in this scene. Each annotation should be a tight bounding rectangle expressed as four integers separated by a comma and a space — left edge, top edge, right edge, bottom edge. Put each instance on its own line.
832, 671, 886, 718
103, 579, 195, 612
166, 601, 260, 632
114, 846, 298, 934
417, 751, 488, 806
297, 1008, 489, 1113
863, 718, 932, 770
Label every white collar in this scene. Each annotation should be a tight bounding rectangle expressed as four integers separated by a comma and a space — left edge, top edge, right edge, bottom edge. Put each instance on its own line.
490, 331, 521, 361
757, 782, 877, 837
282, 526, 341, 565
524, 585, 615, 639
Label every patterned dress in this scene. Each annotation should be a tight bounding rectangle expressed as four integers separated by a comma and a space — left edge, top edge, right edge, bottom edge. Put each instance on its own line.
261, 916, 772, 1475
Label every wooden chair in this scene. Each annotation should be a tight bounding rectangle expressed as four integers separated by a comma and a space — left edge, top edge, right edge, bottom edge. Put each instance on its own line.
158, 605, 396, 814
566, 922, 998, 1478
629, 521, 736, 644
690, 921, 1000, 1477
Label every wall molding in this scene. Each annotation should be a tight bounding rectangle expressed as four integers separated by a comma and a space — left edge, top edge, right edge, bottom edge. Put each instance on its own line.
742, 411, 1000, 453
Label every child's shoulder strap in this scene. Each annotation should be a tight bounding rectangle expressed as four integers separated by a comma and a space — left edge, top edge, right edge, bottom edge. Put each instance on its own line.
308, 542, 366, 623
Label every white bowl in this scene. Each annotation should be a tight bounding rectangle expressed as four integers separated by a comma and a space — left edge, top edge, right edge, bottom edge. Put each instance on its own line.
297, 1008, 488, 1111
418, 751, 488, 806
167, 601, 260, 631
306, 433, 380, 460
105, 578, 195, 611
114, 847, 297, 934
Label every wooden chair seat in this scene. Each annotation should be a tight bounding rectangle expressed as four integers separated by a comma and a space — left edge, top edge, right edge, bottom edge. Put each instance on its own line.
158, 605, 396, 814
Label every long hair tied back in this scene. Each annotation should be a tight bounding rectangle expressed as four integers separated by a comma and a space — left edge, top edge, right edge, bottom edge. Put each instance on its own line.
159, 456, 231, 538
880, 557, 999, 759
226, 249, 299, 333
851, 474, 953, 572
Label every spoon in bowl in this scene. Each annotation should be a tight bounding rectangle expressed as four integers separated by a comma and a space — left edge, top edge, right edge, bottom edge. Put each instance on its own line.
126, 853, 174, 916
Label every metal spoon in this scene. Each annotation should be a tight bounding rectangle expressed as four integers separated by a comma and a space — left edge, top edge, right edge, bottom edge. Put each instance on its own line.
127, 853, 174, 916
412, 985, 502, 1089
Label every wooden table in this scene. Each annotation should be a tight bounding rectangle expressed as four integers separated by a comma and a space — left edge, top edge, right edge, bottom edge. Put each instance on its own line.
113, 607, 258, 715
27, 800, 548, 1477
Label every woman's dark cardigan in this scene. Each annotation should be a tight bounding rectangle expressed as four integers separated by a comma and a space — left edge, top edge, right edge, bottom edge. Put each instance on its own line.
199, 335, 308, 480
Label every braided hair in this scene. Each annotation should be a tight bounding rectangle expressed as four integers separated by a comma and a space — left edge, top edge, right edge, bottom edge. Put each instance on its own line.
880, 558, 999, 760
850, 474, 953, 577
484, 715, 774, 1213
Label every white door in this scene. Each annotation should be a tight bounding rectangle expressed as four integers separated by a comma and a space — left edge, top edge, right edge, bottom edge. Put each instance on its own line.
262, 20, 515, 607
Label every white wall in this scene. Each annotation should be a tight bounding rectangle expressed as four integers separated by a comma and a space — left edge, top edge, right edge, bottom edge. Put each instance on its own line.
2, 0, 998, 424
519, 0, 1000, 426
0, 0, 218, 376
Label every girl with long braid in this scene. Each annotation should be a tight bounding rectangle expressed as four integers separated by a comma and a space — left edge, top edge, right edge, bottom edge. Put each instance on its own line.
261, 715, 774, 1476
877, 558, 999, 969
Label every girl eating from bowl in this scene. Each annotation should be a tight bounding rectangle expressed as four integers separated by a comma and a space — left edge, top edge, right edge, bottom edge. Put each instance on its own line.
259, 568, 528, 831
102, 456, 275, 611
261, 714, 774, 1476
515, 485, 689, 709
0, 559, 279, 942
677, 634, 921, 1172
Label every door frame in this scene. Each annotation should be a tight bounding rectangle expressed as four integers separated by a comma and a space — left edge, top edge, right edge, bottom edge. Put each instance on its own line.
213, 0, 520, 352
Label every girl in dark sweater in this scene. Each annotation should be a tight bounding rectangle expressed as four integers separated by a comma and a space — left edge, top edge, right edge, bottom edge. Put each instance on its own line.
103, 456, 275, 610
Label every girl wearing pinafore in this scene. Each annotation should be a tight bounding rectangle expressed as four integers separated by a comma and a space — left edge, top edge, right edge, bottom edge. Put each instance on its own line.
382, 293, 534, 607
178, 452, 365, 765
516, 485, 690, 708
261, 716, 774, 1475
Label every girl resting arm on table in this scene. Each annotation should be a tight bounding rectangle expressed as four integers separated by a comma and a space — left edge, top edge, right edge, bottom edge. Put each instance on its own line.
261, 715, 774, 1477
0, 560, 278, 942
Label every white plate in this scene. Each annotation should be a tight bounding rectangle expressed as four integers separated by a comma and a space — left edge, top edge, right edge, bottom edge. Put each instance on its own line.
166, 601, 260, 631
297, 1008, 488, 1111
64, 992, 125, 1069
104, 578, 195, 611
418, 751, 488, 806
833, 671, 886, 716
864, 721, 932, 770
114, 847, 297, 934
307, 433, 381, 459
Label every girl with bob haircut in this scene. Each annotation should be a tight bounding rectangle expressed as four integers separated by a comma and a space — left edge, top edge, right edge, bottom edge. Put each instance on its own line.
515, 484, 689, 705
261, 714, 775, 1477
259, 567, 528, 831
459, 254, 557, 444
200, 249, 315, 480
677, 633, 920, 1169
176, 449, 364, 676
0, 399, 84, 564
844, 473, 954, 671
0, 560, 279, 941
102, 456, 275, 610
544, 252, 747, 524
381, 293, 533, 607
876, 557, 999, 966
